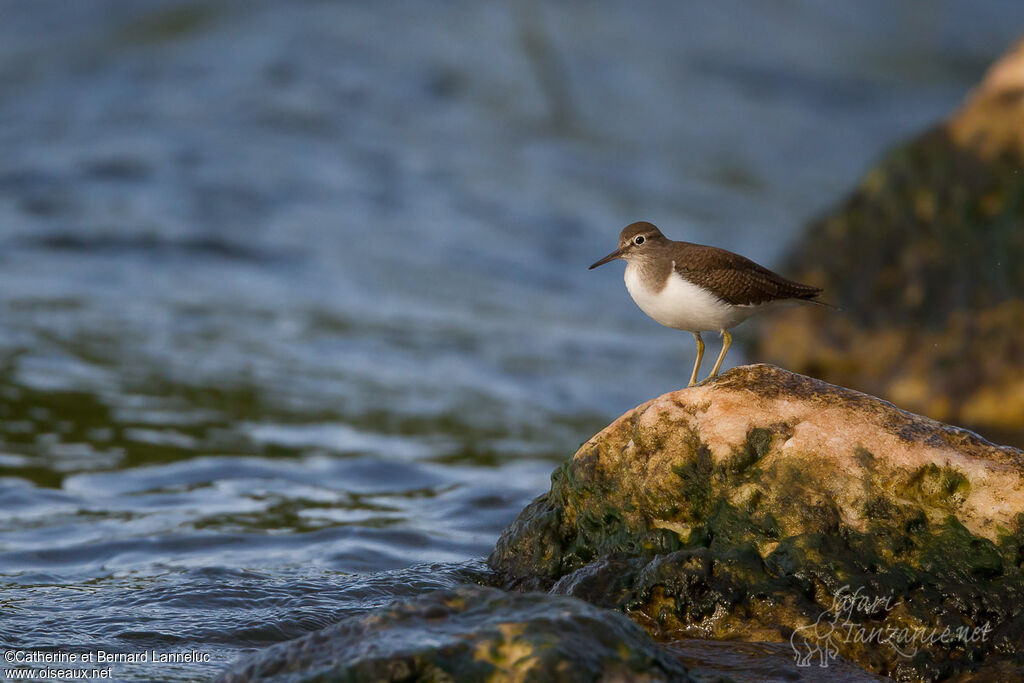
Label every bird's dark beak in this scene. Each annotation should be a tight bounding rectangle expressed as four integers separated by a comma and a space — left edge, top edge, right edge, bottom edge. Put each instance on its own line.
588, 248, 623, 270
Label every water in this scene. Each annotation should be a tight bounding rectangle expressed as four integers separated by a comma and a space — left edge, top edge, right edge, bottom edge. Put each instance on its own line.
1, 1, 1022, 680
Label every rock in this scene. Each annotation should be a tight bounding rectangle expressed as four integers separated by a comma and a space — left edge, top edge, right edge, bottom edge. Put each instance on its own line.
666, 640, 888, 683
489, 365, 1024, 679
752, 38, 1024, 447
216, 585, 694, 682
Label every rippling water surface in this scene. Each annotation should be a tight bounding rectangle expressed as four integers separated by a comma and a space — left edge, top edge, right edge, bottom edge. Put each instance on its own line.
1, 1, 1022, 680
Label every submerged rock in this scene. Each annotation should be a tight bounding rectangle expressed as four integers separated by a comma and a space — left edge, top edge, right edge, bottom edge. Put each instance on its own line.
490, 365, 1024, 679
216, 585, 694, 682
753, 38, 1024, 447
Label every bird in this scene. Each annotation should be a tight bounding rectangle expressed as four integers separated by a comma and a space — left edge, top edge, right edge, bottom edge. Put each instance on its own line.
589, 221, 824, 386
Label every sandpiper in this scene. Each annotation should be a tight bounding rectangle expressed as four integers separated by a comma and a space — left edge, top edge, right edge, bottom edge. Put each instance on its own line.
590, 221, 824, 386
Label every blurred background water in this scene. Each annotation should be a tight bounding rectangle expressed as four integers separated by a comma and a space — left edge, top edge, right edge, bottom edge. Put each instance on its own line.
1, 1, 1022, 680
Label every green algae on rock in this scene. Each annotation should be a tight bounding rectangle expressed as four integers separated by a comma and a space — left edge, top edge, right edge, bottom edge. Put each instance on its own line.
752, 38, 1024, 447
216, 585, 694, 682
489, 365, 1024, 680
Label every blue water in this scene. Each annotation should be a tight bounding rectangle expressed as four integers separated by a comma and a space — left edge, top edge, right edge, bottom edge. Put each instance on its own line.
1, 1, 1022, 680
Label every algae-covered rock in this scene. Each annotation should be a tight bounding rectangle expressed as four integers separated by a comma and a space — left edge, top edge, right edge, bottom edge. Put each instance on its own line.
216, 585, 694, 682
490, 365, 1024, 679
753, 39, 1024, 447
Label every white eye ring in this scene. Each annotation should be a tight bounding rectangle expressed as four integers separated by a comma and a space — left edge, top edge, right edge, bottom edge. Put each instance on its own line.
634, 235, 645, 245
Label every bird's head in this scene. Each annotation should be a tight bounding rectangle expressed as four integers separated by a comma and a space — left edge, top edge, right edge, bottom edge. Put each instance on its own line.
588, 221, 666, 269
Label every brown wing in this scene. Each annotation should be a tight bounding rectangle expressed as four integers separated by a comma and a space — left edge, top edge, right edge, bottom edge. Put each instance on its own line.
672, 243, 822, 306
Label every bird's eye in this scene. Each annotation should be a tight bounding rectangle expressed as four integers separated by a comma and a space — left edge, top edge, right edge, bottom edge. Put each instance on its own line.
634, 235, 645, 245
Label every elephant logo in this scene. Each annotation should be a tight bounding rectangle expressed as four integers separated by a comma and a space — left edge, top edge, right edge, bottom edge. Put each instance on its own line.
790, 610, 842, 668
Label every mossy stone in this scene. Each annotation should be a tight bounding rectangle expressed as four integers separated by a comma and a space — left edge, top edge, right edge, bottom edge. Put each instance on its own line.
490, 365, 1024, 679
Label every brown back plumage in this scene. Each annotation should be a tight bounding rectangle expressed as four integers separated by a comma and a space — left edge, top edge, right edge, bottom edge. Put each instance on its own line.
670, 242, 822, 306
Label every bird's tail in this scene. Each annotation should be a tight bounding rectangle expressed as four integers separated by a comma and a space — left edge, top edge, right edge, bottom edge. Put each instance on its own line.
801, 296, 838, 310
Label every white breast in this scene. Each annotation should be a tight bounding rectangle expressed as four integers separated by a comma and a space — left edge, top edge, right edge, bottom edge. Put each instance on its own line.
624, 262, 759, 332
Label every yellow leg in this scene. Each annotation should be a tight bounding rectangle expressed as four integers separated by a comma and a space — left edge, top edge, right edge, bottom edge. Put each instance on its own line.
688, 332, 705, 387
708, 329, 732, 379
